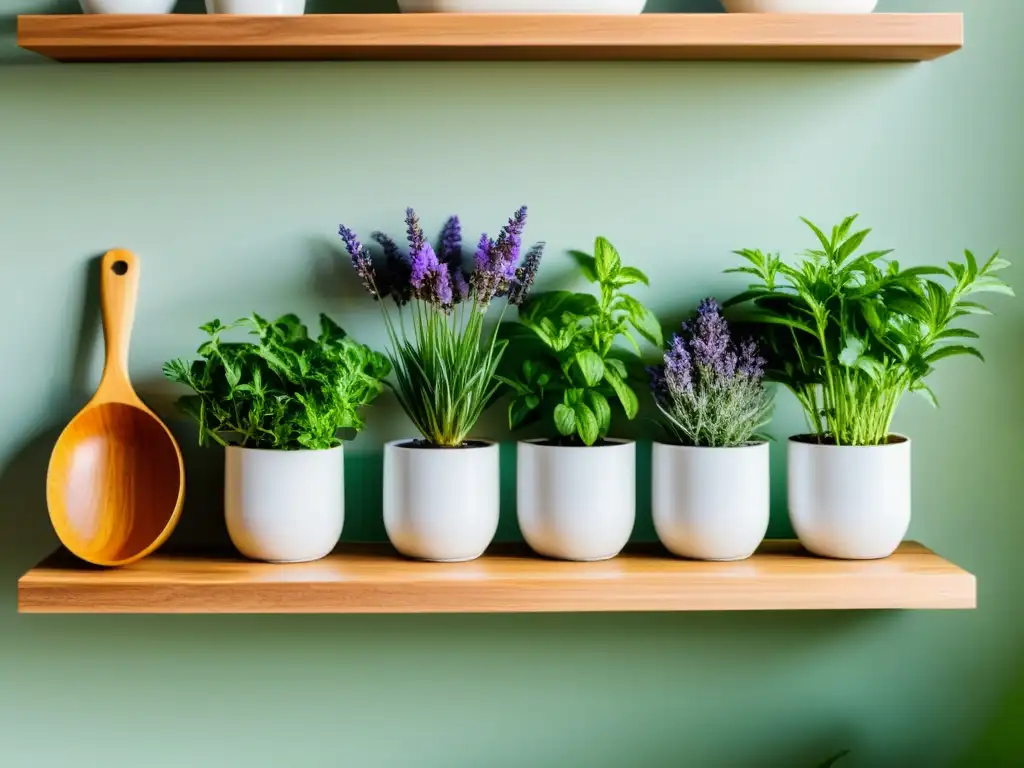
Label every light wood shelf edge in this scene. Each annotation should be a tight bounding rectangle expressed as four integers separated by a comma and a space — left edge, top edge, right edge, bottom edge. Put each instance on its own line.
16, 13, 963, 63
18, 541, 977, 614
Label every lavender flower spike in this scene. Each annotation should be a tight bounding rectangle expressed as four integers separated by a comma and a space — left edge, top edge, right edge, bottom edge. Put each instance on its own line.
410, 241, 440, 292
440, 215, 463, 265
338, 224, 378, 299
508, 241, 545, 306
405, 207, 426, 259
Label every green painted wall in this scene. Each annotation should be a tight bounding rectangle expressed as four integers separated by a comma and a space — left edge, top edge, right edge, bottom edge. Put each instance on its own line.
1, 0, 1021, 765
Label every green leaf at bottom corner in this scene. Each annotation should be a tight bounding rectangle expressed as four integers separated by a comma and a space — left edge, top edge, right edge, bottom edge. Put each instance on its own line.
586, 390, 612, 436
554, 404, 577, 436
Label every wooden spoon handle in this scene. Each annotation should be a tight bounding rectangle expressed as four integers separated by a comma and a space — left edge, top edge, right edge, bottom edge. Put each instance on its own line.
96, 249, 140, 403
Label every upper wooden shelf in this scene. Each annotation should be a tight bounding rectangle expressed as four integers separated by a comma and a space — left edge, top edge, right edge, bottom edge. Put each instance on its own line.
18, 541, 975, 614
17, 13, 963, 63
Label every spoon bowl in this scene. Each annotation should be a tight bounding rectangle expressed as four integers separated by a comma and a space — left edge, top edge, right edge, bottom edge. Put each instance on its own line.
47, 250, 185, 566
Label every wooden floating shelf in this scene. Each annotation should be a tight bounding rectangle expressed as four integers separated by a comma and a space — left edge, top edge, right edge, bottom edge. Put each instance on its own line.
18, 541, 975, 614
17, 13, 963, 63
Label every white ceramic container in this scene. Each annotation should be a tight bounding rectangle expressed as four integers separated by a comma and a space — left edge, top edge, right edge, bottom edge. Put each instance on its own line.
721, 0, 877, 12
652, 441, 769, 561
788, 435, 910, 560
80, 0, 177, 12
398, 0, 646, 13
206, 0, 306, 13
517, 439, 635, 561
383, 440, 500, 562
224, 445, 344, 563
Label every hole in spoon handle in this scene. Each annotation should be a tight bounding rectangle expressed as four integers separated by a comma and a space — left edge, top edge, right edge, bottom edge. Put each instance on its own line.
97, 249, 141, 402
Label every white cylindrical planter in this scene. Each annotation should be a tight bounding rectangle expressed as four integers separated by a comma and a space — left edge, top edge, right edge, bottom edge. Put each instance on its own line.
383, 440, 499, 562
206, 0, 305, 13
652, 441, 770, 561
224, 445, 344, 563
788, 435, 910, 560
517, 439, 635, 561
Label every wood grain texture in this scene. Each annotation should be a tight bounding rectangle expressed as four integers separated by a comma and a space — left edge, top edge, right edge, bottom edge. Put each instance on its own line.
16, 14, 963, 63
46, 250, 185, 567
18, 541, 976, 614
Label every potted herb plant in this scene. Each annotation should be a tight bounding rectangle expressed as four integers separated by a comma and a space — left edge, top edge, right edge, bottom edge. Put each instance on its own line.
648, 298, 774, 561
727, 216, 1011, 559
338, 207, 544, 562
501, 237, 661, 561
164, 314, 389, 563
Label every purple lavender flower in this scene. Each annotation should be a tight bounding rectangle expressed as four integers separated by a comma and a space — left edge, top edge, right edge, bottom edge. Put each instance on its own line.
452, 270, 469, 302
405, 207, 425, 259
508, 242, 545, 306
689, 298, 737, 379
664, 333, 694, 395
371, 231, 412, 306
338, 224, 379, 299
651, 298, 772, 447
440, 215, 462, 265
471, 207, 531, 304
737, 337, 767, 379
410, 241, 439, 291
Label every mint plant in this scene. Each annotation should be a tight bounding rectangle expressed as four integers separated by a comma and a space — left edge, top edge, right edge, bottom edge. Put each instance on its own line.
726, 216, 1012, 445
500, 237, 661, 446
163, 313, 390, 450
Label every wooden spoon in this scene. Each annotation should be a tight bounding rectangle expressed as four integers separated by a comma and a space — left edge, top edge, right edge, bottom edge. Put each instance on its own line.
47, 250, 185, 566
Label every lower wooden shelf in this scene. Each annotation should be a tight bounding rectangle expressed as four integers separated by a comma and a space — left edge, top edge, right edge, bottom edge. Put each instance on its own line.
17, 541, 975, 614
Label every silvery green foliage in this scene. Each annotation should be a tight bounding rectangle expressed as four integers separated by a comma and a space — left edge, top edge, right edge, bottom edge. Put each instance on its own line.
649, 298, 773, 447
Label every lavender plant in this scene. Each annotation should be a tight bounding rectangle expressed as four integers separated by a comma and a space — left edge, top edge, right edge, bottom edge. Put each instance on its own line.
339, 207, 544, 448
726, 215, 1012, 445
648, 298, 773, 447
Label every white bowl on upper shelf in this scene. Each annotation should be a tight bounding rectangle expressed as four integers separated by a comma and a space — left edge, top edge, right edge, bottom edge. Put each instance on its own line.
721, 0, 877, 12
80, 0, 177, 12
398, 0, 646, 12
205, 0, 306, 13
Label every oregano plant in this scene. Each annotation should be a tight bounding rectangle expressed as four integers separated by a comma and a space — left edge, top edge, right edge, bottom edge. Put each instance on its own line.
163, 313, 391, 450
499, 236, 662, 446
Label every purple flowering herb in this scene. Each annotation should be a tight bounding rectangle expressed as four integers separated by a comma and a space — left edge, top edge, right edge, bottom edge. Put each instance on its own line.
440, 215, 463, 265
737, 337, 767, 379
410, 240, 439, 291
688, 297, 738, 380
371, 231, 412, 306
508, 242, 545, 307
663, 333, 695, 395
405, 207, 426, 260
471, 206, 531, 305
651, 297, 772, 447
452, 269, 469, 302
338, 224, 379, 299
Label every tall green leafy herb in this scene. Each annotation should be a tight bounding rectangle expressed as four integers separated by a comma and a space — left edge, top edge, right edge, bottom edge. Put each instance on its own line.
726, 216, 1012, 445
500, 237, 662, 446
163, 314, 390, 450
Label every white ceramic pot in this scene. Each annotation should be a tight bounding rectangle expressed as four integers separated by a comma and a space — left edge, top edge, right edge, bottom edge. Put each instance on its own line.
721, 0, 877, 12
788, 435, 910, 560
80, 0, 177, 12
206, 0, 305, 13
224, 445, 344, 563
398, 0, 646, 13
383, 440, 499, 562
517, 439, 635, 561
652, 441, 769, 561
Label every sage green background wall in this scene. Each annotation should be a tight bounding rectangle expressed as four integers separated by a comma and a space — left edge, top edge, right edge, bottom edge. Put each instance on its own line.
1, 0, 1021, 765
